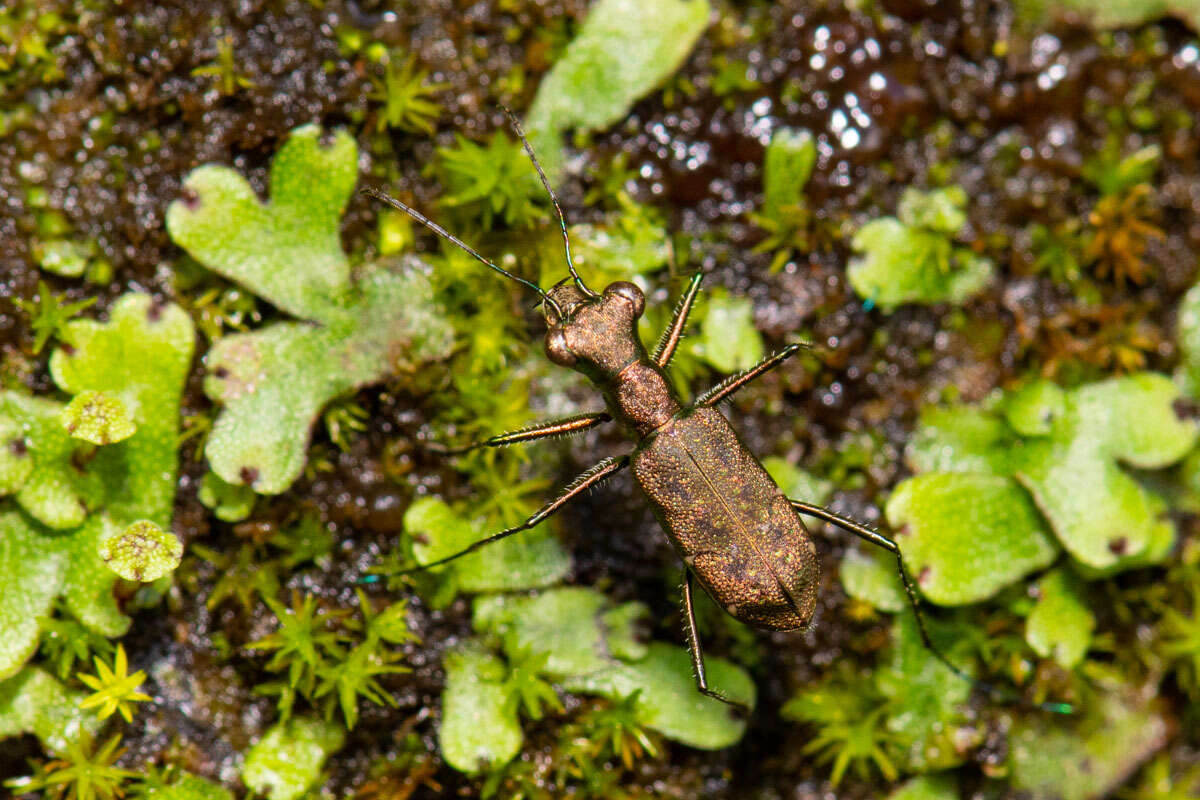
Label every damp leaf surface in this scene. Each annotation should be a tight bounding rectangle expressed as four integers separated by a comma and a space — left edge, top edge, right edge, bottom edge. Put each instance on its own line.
886, 473, 1059, 606
847, 187, 993, 310
1025, 568, 1095, 669
241, 716, 345, 800
525, 0, 712, 178
438, 642, 523, 774
167, 127, 455, 494
0, 666, 100, 754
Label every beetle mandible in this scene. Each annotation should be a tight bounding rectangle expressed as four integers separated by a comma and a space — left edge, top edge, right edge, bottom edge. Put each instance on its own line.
363, 111, 1007, 709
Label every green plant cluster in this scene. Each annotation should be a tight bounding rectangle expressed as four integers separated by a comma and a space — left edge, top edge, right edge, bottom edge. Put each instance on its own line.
820, 372, 1199, 794
1, 293, 194, 681
847, 186, 995, 310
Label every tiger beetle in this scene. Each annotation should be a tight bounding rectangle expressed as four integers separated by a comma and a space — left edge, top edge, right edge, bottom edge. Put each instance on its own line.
363, 110, 1072, 715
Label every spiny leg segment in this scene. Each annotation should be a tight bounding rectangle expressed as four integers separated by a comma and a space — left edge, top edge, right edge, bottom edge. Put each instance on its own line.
426, 412, 612, 455
682, 568, 748, 710
392, 456, 629, 574
696, 343, 808, 407
789, 500, 1073, 715
652, 272, 705, 368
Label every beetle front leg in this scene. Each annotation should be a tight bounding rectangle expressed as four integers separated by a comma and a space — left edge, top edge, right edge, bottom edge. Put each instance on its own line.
426, 412, 612, 455
682, 569, 748, 711
652, 271, 705, 368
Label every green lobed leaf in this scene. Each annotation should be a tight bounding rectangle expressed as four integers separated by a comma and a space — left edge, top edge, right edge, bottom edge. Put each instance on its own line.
886, 473, 1059, 606
0, 666, 100, 754
886, 774, 959, 800
839, 544, 906, 613
695, 291, 765, 374
197, 471, 256, 522
905, 405, 1017, 476
0, 512, 68, 680
472, 587, 753, 751
1003, 379, 1066, 437
874, 614, 975, 772
847, 188, 993, 311
0, 392, 103, 529
168, 126, 455, 494
564, 642, 754, 749
1177, 281, 1200, 396
1009, 685, 1168, 800
201, 259, 453, 494
906, 374, 1196, 575
525, 0, 712, 179
438, 641, 523, 774
403, 496, 570, 596
132, 771, 234, 800
241, 716, 345, 800
49, 293, 195, 530
897, 185, 968, 235
1025, 568, 1094, 669
165, 125, 356, 323
761, 127, 816, 217
762, 456, 833, 505
1, 293, 195, 677
1013, 373, 1196, 569
1015, 0, 1200, 32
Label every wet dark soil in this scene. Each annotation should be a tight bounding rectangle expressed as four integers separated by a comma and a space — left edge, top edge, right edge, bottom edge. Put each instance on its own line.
2, 0, 1199, 797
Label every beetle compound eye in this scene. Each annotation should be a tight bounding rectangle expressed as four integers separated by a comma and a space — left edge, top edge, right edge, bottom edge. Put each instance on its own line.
545, 328, 577, 366
605, 281, 645, 318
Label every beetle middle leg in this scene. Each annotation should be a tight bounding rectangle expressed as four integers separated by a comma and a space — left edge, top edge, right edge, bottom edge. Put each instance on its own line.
426, 412, 611, 454
682, 568, 748, 711
395, 455, 629, 573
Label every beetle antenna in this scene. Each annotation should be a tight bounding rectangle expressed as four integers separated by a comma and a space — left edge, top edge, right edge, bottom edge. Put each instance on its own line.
360, 186, 562, 318
500, 106, 598, 300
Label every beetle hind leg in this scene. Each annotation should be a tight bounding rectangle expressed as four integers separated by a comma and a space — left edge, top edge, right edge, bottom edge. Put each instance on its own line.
682, 569, 750, 713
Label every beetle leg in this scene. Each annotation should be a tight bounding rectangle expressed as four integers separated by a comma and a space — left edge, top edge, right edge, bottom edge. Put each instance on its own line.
652, 271, 705, 367
682, 569, 748, 711
787, 501, 984, 691
394, 456, 628, 574
789, 500, 1075, 714
426, 412, 611, 455
696, 343, 808, 407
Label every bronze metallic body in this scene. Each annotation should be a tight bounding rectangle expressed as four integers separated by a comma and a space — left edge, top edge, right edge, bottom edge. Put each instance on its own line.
544, 281, 818, 632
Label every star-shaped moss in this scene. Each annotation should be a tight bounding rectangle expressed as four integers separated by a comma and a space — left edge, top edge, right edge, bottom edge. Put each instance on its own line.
166, 125, 454, 494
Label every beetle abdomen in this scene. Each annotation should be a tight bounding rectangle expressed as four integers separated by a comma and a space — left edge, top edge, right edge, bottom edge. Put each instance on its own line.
631, 407, 819, 631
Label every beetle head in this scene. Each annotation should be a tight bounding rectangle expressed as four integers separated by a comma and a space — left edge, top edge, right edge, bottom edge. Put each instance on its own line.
543, 280, 645, 377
